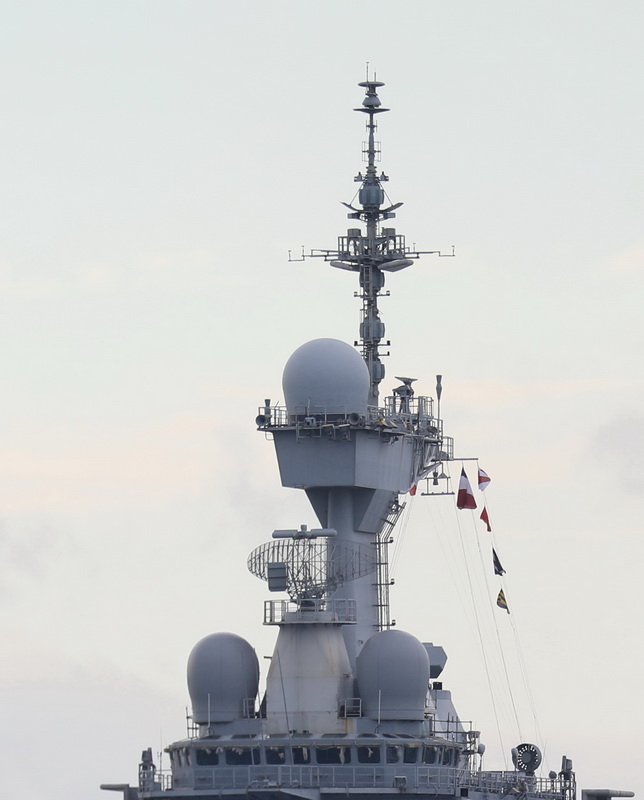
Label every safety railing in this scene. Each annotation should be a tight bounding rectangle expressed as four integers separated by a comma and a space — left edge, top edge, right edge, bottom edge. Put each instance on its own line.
186, 764, 462, 792
257, 400, 443, 433
464, 770, 567, 799
264, 598, 357, 624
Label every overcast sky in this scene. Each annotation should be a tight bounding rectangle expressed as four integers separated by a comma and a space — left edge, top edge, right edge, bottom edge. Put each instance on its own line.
1, 2, 643, 799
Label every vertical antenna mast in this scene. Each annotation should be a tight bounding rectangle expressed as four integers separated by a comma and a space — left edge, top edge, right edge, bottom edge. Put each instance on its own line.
352, 78, 392, 404
291, 78, 454, 406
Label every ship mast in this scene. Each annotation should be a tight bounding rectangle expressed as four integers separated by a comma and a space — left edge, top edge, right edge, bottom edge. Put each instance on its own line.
260, 78, 455, 674
349, 79, 394, 405
293, 77, 453, 405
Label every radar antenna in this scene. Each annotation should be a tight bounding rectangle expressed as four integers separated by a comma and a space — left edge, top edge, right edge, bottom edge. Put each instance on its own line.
247, 526, 377, 601
290, 79, 454, 404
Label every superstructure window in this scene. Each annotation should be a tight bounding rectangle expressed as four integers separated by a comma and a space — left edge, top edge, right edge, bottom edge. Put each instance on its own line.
442, 748, 452, 766
265, 747, 286, 764
423, 746, 436, 764
225, 747, 260, 765
403, 746, 419, 764
292, 746, 311, 765
357, 745, 380, 764
387, 746, 400, 763
315, 746, 351, 764
196, 748, 219, 766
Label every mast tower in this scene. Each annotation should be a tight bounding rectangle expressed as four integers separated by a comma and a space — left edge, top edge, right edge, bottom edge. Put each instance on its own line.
293, 78, 453, 404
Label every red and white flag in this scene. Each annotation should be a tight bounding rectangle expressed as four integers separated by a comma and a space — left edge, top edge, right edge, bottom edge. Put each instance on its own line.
478, 467, 491, 491
480, 506, 492, 532
409, 484, 417, 496
456, 468, 477, 510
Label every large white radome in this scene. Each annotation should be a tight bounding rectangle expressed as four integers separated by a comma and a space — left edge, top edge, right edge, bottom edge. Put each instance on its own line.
187, 632, 259, 724
356, 629, 431, 721
282, 338, 370, 415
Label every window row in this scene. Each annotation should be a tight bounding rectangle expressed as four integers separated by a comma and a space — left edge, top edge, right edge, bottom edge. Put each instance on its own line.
171, 744, 458, 768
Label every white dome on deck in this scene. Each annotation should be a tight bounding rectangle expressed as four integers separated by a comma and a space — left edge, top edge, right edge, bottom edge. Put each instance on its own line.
356, 630, 430, 721
187, 632, 259, 724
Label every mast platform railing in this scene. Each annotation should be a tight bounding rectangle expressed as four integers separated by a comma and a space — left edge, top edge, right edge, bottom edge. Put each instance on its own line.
258, 400, 450, 441
264, 598, 357, 625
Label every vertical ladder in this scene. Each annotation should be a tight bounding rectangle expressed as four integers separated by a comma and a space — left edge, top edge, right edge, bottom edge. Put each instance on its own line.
374, 498, 405, 630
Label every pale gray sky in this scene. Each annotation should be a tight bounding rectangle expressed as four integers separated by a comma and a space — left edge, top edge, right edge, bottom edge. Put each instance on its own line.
1, 2, 642, 799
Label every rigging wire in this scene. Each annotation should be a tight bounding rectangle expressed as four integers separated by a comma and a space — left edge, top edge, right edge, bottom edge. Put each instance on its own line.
484, 491, 545, 754
447, 461, 508, 767
391, 461, 547, 772
509, 610, 546, 755
472, 491, 523, 741
418, 489, 482, 641
390, 496, 413, 576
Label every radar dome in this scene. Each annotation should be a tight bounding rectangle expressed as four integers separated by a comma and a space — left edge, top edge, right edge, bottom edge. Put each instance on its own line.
356, 630, 430, 721
282, 338, 370, 416
187, 632, 259, 724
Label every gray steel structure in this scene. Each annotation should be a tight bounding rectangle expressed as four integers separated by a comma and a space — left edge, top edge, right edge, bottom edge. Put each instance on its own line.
101, 80, 634, 800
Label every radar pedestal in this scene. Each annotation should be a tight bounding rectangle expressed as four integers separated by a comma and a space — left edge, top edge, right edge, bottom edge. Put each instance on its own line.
249, 527, 368, 734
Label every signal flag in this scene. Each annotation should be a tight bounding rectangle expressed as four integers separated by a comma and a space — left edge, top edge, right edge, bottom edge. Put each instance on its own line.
456, 468, 477, 510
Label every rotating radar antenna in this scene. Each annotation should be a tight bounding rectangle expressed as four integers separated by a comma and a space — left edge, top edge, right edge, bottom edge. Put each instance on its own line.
247, 525, 377, 600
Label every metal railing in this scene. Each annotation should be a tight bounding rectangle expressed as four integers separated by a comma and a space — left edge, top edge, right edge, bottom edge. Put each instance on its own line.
184, 764, 462, 792
264, 598, 357, 624
159, 763, 568, 797
258, 400, 441, 432
464, 770, 568, 799
257, 402, 453, 460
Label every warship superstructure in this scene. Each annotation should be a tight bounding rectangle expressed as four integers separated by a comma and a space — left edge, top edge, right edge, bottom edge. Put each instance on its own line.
101, 79, 634, 800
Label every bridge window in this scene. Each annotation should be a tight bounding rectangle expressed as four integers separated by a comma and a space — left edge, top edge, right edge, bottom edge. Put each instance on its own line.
403, 746, 419, 764
225, 747, 260, 765
196, 748, 219, 766
265, 747, 286, 764
292, 746, 311, 765
423, 746, 437, 764
357, 746, 380, 764
387, 746, 400, 763
442, 748, 452, 766
316, 746, 351, 764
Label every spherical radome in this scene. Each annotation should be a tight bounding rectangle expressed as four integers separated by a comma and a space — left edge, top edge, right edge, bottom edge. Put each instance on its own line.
356, 629, 430, 721
187, 632, 259, 724
282, 338, 370, 416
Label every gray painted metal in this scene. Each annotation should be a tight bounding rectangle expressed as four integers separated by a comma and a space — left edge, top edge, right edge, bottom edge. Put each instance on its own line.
102, 78, 631, 800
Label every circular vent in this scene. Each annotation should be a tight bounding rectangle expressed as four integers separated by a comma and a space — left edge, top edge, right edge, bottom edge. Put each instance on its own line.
512, 743, 542, 774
